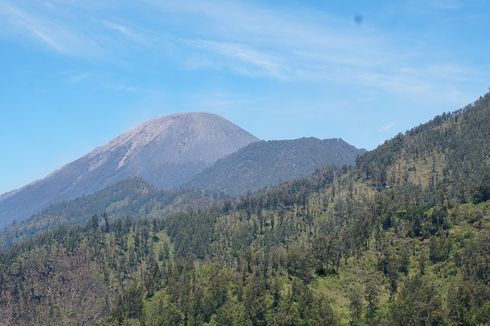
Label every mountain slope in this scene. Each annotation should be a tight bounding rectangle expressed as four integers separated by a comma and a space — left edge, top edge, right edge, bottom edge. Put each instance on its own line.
356, 92, 490, 201
0, 137, 363, 249
0, 178, 219, 250
0, 113, 258, 226
0, 93, 489, 325
186, 137, 364, 195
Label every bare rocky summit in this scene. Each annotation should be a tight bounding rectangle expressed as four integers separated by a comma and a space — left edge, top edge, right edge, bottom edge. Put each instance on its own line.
0, 113, 258, 226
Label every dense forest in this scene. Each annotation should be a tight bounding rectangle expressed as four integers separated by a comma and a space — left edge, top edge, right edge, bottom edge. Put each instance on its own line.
0, 92, 489, 325
0, 179, 221, 251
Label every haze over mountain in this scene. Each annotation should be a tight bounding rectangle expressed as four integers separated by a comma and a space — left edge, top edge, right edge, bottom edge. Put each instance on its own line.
187, 137, 365, 195
0, 113, 258, 226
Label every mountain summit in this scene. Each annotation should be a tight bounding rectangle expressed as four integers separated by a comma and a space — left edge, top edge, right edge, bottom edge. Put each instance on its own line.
0, 113, 259, 225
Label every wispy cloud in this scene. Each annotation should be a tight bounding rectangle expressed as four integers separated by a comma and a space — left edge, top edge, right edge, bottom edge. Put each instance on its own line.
146, 0, 486, 100
65, 72, 93, 83
0, 1, 102, 58
59, 70, 139, 93
102, 20, 152, 47
184, 39, 289, 80
0, 0, 487, 103
101, 80, 138, 93
379, 122, 396, 132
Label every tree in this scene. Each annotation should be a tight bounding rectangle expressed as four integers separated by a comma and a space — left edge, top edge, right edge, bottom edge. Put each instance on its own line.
114, 286, 144, 322
365, 279, 379, 324
418, 250, 426, 275
348, 288, 363, 325
390, 275, 445, 325
472, 166, 490, 203
311, 294, 336, 325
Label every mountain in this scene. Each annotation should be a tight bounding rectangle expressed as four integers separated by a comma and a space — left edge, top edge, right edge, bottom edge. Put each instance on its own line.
0, 178, 219, 250
0, 113, 258, 226
0, 93, 489, 325
186, 137, 365, 195
0, 137, 362, 248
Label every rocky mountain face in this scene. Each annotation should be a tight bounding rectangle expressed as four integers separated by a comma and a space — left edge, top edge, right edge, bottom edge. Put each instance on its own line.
0, 113, 258, 226
186, 137, 365, 195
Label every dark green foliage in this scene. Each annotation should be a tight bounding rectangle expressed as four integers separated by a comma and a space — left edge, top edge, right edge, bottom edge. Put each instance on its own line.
0, 179, 220, 251
165, 211, 218, 260
0, 92, 489, 325
390, 275, 445, 325
114, 286, 144, 322
472, 166, 490, 204
348, 289, 363, 325
448, 281, 490, 325
364, 280, 379, 325
428, 236, 451, 263
460, 231, 490, 284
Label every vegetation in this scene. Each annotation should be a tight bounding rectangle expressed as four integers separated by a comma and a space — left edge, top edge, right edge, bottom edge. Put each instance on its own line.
0, 92, 489, 325
0, 178, 221, 250
186, 137, 364, 195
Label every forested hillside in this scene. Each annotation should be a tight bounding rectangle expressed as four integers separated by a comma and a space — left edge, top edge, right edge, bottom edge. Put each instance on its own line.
0, 178, 220, 251
0, 93, 489, 325
0, 138, 363, 250
186, 137, 364, 195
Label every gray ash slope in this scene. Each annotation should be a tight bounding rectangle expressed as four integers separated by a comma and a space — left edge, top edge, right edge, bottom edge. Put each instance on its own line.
0, 113, 258, 226
186, 137, 365, 195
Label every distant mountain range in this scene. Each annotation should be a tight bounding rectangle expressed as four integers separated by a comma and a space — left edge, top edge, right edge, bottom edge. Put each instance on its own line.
186, 137, 365, 195
1, 92, 488, 325
0, 112, 363, 227
0, 113, 258, 226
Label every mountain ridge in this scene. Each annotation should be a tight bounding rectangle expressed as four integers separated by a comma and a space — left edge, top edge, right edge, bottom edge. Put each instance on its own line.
0, 137, 364, 249
0, 112, 258, 226
0, 92, 488, 325
186, 137, 365, 195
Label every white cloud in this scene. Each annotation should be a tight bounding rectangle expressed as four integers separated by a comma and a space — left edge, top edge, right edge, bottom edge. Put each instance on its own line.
58, 70, 139, 93
65, 72, 93, 83
102, 20, 152, 47
0, 1, 102, 57
184, 39, 289, 80
146, 0, 486, 101
379, 122, 396, 132
0, 0, 486, 103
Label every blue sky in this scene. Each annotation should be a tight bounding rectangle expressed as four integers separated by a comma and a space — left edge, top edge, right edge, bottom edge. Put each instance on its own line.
0, 0, 489, 194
